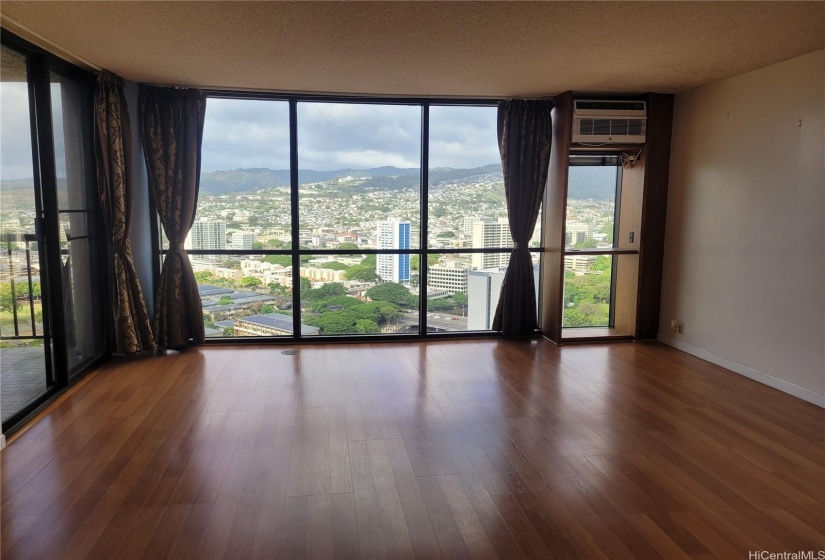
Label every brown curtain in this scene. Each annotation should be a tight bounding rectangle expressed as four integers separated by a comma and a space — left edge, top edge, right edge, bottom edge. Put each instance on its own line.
93, 71, 155, 354
139, 85, 206, 348
492, 100, 553, 336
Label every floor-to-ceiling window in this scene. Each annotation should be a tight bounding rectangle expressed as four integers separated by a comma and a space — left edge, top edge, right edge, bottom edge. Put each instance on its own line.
1, 32, 104, 433
178, 96, 543, 340
563, 154, 622, 328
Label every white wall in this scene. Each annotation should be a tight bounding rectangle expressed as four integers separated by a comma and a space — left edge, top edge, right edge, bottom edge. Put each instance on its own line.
659, 50, 824, 405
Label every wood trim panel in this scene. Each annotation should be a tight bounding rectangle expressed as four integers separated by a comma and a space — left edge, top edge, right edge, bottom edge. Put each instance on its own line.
540, 91, 573, 343
636, 93, 675, 339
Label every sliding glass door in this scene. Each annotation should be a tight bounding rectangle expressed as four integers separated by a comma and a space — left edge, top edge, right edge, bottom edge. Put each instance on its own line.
0, 43, 54, 424
1, 34, 105, 432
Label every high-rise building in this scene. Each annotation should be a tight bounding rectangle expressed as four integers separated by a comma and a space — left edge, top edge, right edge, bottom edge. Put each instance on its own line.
471, 218, 512, 269
462, 216, 480, 238
186, 220, 226, 261
375, 217, 411, 283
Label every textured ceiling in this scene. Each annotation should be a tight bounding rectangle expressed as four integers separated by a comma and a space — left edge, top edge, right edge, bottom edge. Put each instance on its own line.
1, 1, 823, 96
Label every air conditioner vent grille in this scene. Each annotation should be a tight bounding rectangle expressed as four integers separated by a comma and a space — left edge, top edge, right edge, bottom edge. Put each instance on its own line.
572, 117, 646, 144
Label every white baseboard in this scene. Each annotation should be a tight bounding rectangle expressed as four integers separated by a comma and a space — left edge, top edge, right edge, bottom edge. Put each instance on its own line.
0, 434, 6, 450
657, 333, 825, 408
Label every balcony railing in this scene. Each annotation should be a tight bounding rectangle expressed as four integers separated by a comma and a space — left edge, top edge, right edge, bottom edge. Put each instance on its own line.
1, 233, 43, 342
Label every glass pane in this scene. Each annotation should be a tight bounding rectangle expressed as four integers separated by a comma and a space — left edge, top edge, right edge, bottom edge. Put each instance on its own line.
428, 106, 510, 250
186, 99, 291, 252
51, 71, 104, 369
300, 253, 417, 336
563, 254, 613, 327
195, 253, 294, 338
1, 45, 49, 423
565, 160, 619, 249
50, 73, 90, 211
428, 253, 539, 332
297, 102, 421, 250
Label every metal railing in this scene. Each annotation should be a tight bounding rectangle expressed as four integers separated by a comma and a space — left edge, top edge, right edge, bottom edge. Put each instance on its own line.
1, 233, 43, 340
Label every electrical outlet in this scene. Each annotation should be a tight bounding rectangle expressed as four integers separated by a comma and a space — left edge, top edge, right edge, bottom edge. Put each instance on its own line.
670, 320, 683, 335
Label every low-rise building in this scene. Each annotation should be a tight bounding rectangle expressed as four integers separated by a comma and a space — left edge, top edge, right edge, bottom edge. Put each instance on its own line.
428, 260, 469, 294
234, 313, 320, 337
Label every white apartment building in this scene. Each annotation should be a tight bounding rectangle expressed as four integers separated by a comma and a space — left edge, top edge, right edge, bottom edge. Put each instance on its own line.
565, 222, 591, 246
227, 231, 256, 250
240, 259, 293, 286
186, 220, 226, 262
428, 260, 469, 294
300, 267, 347, 282
462, 216, 480, 238
471, 218, 512, 269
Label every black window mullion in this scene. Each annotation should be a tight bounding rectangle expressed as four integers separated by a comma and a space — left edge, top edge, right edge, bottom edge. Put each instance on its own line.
29, 51, 67, 389
289, 99, 302, 341
419, 104, 429, 336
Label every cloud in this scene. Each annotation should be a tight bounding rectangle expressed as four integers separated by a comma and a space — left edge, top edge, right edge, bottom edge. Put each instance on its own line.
202, 98, 291, 172
0, 84, 36, 181
2, 93, 502, 180
201, 99, 501, 173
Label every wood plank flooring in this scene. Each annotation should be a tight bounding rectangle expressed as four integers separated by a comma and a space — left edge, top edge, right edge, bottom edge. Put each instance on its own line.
2, 339, 823, 559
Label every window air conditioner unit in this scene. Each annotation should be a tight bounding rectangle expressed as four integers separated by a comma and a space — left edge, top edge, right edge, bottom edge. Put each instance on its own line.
572, 99, 646, 144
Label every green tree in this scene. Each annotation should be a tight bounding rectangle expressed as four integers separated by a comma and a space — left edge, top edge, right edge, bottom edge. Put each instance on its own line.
218, 295, 233, 306
427, 297, 456, 311
320, 261, 350, 271
365, 283, 417, 308
0, 283, 16, 312
252, 241, 264, 249
345, 265, 379, 282
299, 277, 312, 293
264, 255, 292, 267
194, 271, 215, 284
592, 255, 612, 273
574, 238, 599, 249
241, 276, 262, 288
361, 254, 377, 268
269, 282, 290, 295
308, 296, 361, 313
222, 327, 234, 337
303, 282, 347, 302
355, 319, 380, 334
261, 304, 276, 314
338, 242, 359, 252
410, 254, 440, 271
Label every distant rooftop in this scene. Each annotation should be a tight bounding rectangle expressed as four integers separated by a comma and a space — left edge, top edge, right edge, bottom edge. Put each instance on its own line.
236, 313, 320, 336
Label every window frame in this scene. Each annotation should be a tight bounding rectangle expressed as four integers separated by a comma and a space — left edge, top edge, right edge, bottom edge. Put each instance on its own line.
155, 93, 544, 342
563, 152, 628, 329
1, 29, 106, 435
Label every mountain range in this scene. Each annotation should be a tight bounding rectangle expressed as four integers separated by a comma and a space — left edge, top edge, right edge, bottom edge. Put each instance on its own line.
1, 164, 615, 202
199, 164, 614, 200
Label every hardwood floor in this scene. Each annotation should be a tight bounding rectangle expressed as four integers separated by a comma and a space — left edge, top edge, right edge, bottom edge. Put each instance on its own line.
2, 339, 823, 559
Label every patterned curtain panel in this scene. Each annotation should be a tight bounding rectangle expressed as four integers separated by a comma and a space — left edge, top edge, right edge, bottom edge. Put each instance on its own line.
93, 71, 155, 354
139, 85, 206, 348
492, 100, 554, 336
